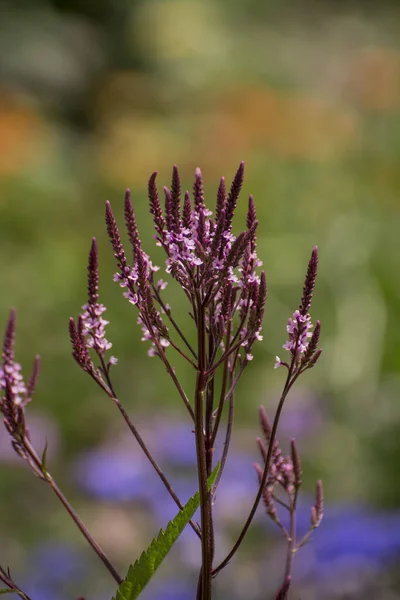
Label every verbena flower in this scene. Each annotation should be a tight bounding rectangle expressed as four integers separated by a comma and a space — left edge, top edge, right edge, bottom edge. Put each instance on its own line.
105, 163, 266, 363
0, 310, 40, 470
275, 247, 321, 373
70, 239, 116, 374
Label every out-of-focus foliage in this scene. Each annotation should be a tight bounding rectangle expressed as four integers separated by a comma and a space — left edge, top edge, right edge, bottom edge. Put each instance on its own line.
0, 0, 400, 598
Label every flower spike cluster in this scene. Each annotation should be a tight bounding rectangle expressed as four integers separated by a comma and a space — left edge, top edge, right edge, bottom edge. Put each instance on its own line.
69, 238, 116, 376
104, 163, 266, 363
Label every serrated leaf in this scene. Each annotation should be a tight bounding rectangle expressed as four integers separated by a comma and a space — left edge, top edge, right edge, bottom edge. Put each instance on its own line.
112, 464, 219, 600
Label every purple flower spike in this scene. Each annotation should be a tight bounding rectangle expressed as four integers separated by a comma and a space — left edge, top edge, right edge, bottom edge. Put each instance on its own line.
225, 161, 245, 233
105, 201, 129, 277
148, 172, 166, 246
182, 190, 192, 231
171, 165, 182, 234
299, 246, 318, 316
193, 167, 205, 214
311, 480, 324, 528
276, 246, 321, 372
0, 310, 27, 407
124, 189, 141, 258
80, 238, 113, 357
69, 317, 94, 374
0, 311, 46, 477
215, 176, 226, 223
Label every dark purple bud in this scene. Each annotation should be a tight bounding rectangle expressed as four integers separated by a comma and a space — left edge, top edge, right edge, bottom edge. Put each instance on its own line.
87, 238, 99, 306
144, 287, 169, 340
246, 194, 257, 229
291, 439, 302, 487
105, 201, 128, 274
311, 479, 324, 527
193, 168, 205, 213
246, 195, 257, 252
215, 176, 226, 222
308, 348, 322, 368
136, 248, 148, 293
299, 246, 318, 316
254, 463, 278, 521
197, 208, 206, 248
182, 190, 192, 230
69, 317, 93, 373
221, 282, 233, 317
164, 186, 174, 233
224, 231, 248, 271
124, 189, 142, 257
163, 185, 175, 232
211, 208, 226, 256
171, 165, 182, 232
2, 309, 16, 366
148, 171, 166, 241
254, 270, 267, 329
274, 576, 291, 600
300, 320, 321, 368
225, 161, 245, 232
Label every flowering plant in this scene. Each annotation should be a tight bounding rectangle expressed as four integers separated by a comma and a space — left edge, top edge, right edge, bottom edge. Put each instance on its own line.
0, 163, 323, 600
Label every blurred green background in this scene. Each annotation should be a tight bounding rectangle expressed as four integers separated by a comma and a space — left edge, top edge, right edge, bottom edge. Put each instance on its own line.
1, 0, 400, 598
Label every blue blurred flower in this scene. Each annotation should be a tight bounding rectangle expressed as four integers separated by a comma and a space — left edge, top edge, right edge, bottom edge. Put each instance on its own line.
27, 541, 86, 583
151, 476, 199, 524
212, 453, 260, 524
140, 580, 195, 600
74, 449, 156, 502
293, 504, 400, 582
18, 542, 85, 600
152, 420, 197, 468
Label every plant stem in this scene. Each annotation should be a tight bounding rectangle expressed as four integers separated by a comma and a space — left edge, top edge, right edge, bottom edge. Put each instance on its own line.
0, 567, 32, 600
284, 494, 297, 581
23, 439, 122, 585
212, 365, 298, 577
211, 376, 234, 495
151, 282, 198, 359
110, 393, 201, 539
49, 478, 123, 584
99, 357, 201, 539
195, 301, 213, 600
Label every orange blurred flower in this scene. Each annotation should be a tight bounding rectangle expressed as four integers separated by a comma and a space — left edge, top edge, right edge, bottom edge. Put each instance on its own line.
0, 92, 52, 178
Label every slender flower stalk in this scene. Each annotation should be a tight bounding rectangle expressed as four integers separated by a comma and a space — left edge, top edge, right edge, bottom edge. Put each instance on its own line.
0, 311, 122, 585
0, 566, 31, 600
213, 247, 322, 581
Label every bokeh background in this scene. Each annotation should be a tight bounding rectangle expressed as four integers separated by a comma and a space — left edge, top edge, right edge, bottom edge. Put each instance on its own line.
1, 0, 400, 598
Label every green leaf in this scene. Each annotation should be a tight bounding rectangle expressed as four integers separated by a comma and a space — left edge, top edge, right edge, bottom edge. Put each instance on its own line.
112, 464, 219, 600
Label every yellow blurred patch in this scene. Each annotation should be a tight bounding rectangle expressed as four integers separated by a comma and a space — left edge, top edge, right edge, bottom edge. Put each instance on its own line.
196, 84, 358, 166
344, 47, 400, 111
